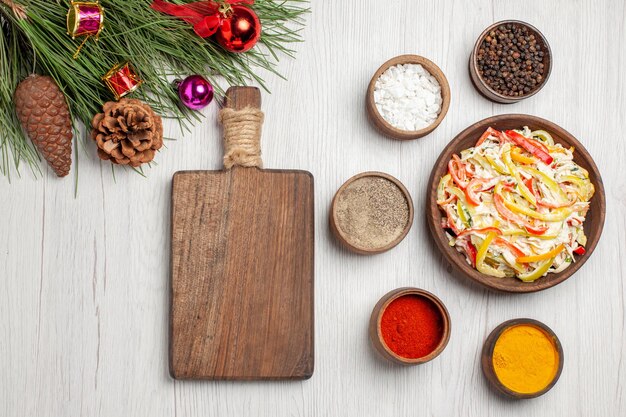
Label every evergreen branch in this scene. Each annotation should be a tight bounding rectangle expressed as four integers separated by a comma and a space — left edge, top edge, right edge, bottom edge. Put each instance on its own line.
0, 0, 308, 180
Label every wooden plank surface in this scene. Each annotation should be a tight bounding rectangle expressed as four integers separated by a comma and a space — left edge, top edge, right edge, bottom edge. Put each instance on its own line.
1, 0, 625, 415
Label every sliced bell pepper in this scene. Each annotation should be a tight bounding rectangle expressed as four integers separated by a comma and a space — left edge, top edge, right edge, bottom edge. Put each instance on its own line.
523, 167, 570, 201
510, 146, 537, 165
502, 145, 537, 206
460, 240, 478, 267
457, 227, 502, 238
573, 246, 586, 255
470, 154, 497, 174
464, 177, 497, 206
437, 174, 455, 205
504, 130, 554, 165
517, 257, 554, 282
448, 154, 470, 189
561, 175, 595, 201
531, 130, 555, 146
493, 185, 548, 235
476, 231, 506, 278
494, 237, 527, 258
456, 200, 472, 227
476, 127, 501, 146
501, 228, 559, 240
517, 244, 564, 263
484, 155, 509, 175
502, 196, 572, 222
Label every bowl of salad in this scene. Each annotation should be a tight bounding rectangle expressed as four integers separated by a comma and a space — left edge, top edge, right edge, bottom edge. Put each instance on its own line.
427, 114, 605, 292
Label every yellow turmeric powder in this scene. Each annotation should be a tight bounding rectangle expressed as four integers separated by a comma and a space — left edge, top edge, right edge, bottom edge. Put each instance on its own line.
492, 324, 559, 394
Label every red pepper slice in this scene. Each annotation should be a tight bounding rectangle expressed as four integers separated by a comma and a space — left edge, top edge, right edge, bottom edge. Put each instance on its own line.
448, 154, 470, 189
504, 130, 554, 165
476, 127, 501, 146
573, 246, 586, 255
494, 237, 527, 258
466, 241, 478, 267
464, 178, 492, 206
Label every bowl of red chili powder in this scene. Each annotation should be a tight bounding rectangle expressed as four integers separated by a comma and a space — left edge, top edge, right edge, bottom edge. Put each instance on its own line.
369, 288, 451, 365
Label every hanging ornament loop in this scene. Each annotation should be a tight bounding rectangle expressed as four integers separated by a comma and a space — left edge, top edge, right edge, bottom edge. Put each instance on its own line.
217, 1, 233, 17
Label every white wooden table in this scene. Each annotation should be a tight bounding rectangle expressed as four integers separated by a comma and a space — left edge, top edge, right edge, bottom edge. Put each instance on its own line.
2, 1, 625, 415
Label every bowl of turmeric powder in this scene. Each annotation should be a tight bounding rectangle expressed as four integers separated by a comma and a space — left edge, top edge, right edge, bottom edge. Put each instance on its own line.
481, 318, 564, 399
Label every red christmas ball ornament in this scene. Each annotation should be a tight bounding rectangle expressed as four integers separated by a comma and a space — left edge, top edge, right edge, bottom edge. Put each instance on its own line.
215, 5, 261, 53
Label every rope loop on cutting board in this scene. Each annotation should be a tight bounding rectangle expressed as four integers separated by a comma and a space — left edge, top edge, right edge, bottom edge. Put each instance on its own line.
219, 106, 264, 169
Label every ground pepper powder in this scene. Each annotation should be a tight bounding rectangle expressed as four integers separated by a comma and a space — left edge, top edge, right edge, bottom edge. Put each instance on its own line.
380, 295, 444, 359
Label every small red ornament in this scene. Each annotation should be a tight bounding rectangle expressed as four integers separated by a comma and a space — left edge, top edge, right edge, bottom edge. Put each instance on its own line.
215, 5, 260, 53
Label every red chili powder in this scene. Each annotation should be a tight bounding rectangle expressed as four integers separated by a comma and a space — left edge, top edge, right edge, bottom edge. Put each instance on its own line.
380, 295, 444, 359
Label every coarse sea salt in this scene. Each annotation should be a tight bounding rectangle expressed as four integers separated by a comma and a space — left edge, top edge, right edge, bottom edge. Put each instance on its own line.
373, 63, 443, 131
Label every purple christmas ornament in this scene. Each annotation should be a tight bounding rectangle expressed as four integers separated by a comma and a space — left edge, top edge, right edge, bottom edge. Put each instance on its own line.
177, 75, 214, 110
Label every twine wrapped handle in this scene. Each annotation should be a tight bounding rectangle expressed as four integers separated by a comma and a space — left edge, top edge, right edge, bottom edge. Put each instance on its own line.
218, 87, 264, 169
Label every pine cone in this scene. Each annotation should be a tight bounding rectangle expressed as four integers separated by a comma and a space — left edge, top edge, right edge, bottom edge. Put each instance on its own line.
91, 98, 163, 167
14, 75, 73, 177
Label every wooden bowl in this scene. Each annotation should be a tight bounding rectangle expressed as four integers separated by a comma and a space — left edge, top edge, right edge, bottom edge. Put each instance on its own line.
482, 318, 564, 399
469, 20, 552, 104
366, 55, 451, 140
426, 114, 606, 293
369, 287, 451, 365
330, 172, 414, 255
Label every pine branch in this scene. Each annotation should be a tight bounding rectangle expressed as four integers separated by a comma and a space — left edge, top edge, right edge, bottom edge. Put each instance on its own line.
0, 0, 308, 180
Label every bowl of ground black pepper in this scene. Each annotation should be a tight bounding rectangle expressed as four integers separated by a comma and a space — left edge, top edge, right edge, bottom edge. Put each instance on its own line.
330, 172, 414, 254
469, 20, 552, 104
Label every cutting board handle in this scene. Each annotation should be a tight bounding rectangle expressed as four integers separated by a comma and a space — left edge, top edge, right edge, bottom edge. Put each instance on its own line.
220, 86, 264, 169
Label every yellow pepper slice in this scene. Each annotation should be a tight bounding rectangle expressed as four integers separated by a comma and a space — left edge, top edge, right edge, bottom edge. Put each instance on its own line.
531, 130, 554, 145
502, 144, 537, 206
476, 232, 505, 277
517, 244, 565, 263
502, 197, 572, 222
517, 257, 554, 282
510, 146, 537, 165
501, 228, 559, 240
561, 175, 595, 201
457, 200, 471, 227
437, 174, 452, 204
484, 155, 509, 175
470, 155, 496, 174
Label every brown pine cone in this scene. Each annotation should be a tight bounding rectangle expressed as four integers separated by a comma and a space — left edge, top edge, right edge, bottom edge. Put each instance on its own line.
91, 98, 163, 167
14, 75, 73, 177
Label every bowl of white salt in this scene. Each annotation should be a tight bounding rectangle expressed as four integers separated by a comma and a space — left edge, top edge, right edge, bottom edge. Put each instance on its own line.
366, 55, 450, 140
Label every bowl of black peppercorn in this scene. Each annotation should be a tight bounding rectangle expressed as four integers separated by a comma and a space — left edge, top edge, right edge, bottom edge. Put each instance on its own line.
469, 20, 552, 104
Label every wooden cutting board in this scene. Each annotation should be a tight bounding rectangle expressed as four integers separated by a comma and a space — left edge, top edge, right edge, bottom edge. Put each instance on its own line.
170, 87, 314, 380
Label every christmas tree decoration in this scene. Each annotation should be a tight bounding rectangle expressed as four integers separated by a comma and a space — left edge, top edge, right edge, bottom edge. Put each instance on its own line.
66, 1, 104, 58
215, 5, 260, 52
91, 98, 163, 167
0, 0, 307, 179
151, 0, 260, 52
102, 62, 143, 100
176, 75, 214, 110
13, 75, 73, 177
